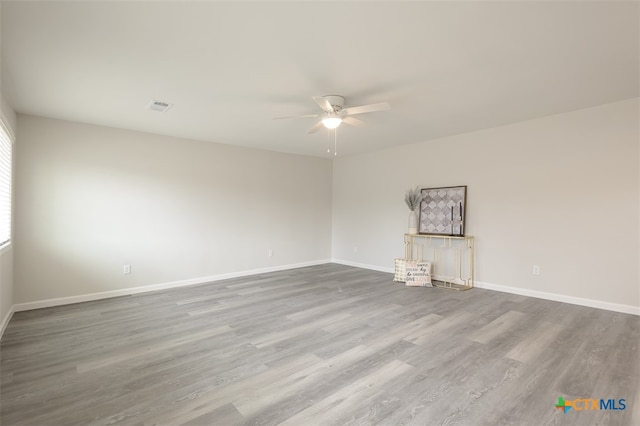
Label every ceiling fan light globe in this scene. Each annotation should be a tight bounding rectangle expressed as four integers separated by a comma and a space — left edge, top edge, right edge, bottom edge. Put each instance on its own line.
321, 117, 342, 129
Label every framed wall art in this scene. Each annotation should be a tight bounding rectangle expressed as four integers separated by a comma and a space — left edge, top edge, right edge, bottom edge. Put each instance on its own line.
419, 186, 467, 236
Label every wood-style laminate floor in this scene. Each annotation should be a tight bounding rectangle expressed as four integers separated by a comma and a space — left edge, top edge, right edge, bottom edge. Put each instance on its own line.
1, 264, 638, 425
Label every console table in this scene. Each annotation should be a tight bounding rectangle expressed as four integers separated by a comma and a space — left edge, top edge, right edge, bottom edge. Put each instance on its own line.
404, 234, 475, 290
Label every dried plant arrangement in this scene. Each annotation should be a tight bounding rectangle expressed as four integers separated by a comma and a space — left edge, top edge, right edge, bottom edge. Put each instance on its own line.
404, 186, 423, 211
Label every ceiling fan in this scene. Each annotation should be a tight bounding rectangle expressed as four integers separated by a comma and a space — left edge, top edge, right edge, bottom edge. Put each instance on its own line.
275, 95, 391, 134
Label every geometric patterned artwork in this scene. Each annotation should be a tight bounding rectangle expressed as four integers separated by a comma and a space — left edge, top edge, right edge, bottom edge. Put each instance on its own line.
419, 186, 467, 236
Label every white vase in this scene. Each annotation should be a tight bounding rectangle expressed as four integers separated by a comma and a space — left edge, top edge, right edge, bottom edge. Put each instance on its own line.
408, 210, 418, 234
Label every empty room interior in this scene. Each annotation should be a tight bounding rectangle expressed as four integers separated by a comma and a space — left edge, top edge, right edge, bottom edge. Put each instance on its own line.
0, 1, 639, 425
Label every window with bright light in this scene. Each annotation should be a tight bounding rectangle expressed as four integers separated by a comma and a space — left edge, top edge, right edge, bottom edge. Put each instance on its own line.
0, 119, 13, 248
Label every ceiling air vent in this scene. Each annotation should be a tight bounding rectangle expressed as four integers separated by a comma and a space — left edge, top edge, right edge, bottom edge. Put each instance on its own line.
146, 100, 172, 112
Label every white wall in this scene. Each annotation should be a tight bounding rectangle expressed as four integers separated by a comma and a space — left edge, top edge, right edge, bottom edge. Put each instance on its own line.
0, 243, 12, 328
333, 98, 639, 311
9, 99, 640, 314
14, 115, 332, 304
1, 0, 20, 336
0, 94, 16, 334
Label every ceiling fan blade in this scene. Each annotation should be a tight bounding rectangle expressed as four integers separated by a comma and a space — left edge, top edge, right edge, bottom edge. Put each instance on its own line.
307, 120, 324, 134
312, 96, 335, 113
342, 116, 365, 127
273, 114, 320, 120
342, 102, 390, 116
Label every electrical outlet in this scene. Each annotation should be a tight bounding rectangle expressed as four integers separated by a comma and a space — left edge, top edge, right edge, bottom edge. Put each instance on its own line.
268, 249, 273, 257
532, 265, 540, 275
353, 247, 358, 253
123, 264, 131, 274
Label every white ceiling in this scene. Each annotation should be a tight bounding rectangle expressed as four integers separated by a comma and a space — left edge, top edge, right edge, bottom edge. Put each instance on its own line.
2, 1, 638, 157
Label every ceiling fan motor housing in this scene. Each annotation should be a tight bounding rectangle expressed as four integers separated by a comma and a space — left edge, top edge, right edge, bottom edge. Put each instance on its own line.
323, 95, 345, 112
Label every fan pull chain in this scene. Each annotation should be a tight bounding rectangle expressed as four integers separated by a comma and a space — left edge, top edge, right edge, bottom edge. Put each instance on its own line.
327, 127, 331, 154
334, 128, 338, 156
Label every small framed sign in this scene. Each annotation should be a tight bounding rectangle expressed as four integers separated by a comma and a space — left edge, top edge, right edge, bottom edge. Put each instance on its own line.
404, 261, 432, 287
419, 186, 467, 236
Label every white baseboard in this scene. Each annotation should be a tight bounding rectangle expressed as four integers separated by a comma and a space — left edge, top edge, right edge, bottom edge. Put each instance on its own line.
5, 259, 638, 333
12, 259, 332, 313
474, 280, 640, 316
333, 258, 639, 316
0, 304, 15, 338
331, 259, 394, 274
